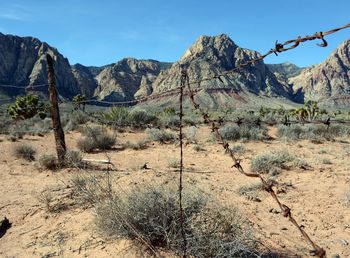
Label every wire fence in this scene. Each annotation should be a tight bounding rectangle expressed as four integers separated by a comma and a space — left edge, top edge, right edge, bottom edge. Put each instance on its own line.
1, 22, 350, 257
172, 22, 350, 258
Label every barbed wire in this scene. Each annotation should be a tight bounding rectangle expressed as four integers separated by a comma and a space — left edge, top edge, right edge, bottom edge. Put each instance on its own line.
175, 22, 350, 258
183, 22, 350, 88
0, 83, 49, 89
182, 70, 326, 257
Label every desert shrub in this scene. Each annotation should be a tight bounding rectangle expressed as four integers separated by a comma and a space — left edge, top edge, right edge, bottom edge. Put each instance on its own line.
77, 138, 95, 153
185, 126, 198, 143
102, 107, 130, 126
63, 110, 90, 131
0, 115, 12, 133
128, 109, 158, 128
277, 125, 304, 140
77, 126, 116, 152
277, 124, 350, 140
218, 124, 269, 141
292, 158, 310, 168
318, 157, 332, 165
237, 183, 262, 202
183, 114, 202, 126
1, 115, 51, 139
238, 183, 262, 196
95, 134, 116, 149
193, 144, 205, 152
14, 144, 36, 161
159, 114, 180, 129
39, 154, 57, 170
71, 174, 109, 205
251, 150, 294, 174
230, 144, 246, 155
168, 157, 180, 168
65, 150, 84, 168
95, 183, 258, 257
123, 140, 149, 150
146, 128, 176, 143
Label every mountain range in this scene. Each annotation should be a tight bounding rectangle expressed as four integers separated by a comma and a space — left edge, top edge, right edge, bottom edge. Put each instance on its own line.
0, 32, 349, 108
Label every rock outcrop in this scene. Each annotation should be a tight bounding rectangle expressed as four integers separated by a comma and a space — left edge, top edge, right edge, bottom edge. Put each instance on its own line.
267, 62, 303, 79
94, 58, 171, 101
0, 33, 79, 98
289, 39, 350, 101
151, 34, 291, 99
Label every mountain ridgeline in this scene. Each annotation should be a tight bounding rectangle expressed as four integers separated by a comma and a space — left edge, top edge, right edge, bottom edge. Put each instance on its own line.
0, 32, 79, 98
0, 31, 349, 107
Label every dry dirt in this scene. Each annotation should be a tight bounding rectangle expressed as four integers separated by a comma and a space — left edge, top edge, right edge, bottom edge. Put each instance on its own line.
0, 126, 349, 258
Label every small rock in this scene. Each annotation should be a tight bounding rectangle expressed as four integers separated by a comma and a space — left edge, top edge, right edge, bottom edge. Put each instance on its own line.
339, 239, 348, 246
281, 227, 288, 231
331, 254, 340, 258
269, 208, 280, 214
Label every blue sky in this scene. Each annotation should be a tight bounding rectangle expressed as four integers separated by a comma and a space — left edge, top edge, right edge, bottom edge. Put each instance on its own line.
0, 0, 349, 67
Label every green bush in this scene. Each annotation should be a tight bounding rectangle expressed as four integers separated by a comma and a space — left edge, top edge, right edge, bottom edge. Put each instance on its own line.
218, 124, 269, 141
77, 126, 116, 152
123, 140, 149, 150
185, 126, 198, 143
95, 183, 258, 257
7, 94, 48, 120
277, 124, 350, 140
65, 150, 84, 168
14, 144, 36, 161
128, 109, 158, 128
39, 154, 57, 170
251, 150, 294, 174
146, 128, 176, 143
102, 107, 130, 126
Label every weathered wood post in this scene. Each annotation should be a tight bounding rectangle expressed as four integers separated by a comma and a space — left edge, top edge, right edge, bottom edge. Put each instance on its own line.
46, 54, 66, 164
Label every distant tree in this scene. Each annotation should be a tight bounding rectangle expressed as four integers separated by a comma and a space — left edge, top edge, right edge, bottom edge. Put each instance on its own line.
7, 94, 48, 120
72, 94, 87, 111
259, 106, 270, 117
304, 100, 319, 120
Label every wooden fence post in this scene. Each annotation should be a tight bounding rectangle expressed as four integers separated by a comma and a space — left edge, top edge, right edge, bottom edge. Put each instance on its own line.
46, 54, 66, 164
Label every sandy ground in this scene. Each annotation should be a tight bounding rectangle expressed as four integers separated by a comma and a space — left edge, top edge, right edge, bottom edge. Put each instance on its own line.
0, 126, 349, 258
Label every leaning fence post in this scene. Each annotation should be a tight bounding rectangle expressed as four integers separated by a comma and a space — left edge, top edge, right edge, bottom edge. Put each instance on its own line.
46, 54, 66, 165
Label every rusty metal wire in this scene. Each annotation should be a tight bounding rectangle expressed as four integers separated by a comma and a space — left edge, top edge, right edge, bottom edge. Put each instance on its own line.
182, 69, 326, 257
184, 22, 350, 87
174, 24, 350, 258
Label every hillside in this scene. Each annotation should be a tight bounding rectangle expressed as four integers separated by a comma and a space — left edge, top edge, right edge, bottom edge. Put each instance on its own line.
0, 33, 79, 98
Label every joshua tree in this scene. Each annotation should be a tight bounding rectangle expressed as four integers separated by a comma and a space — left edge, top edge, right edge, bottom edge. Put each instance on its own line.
7, 94, 48, 120
304, 100, 319, 120
291, 108, 308, 121
259, 106, 270, 117
72, 94, 87, 111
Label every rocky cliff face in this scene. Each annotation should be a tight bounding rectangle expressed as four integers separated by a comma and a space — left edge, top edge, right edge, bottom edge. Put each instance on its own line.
151, 34, 291, 99
72, 64, 98, 97
0, 33, 79, 98
267, 62, 303, 79
94, 58, 171, 101
289, 39, 350, 101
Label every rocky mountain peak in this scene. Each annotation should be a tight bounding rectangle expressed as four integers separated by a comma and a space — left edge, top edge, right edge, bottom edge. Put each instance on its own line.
181, 34, 236, 58
0, 33, 79, 98
289, 39, 350, 102
152, 34, 290, 100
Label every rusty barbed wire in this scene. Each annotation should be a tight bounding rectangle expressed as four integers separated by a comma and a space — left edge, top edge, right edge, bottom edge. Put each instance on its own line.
182, 69, 326, 257
176, 25, 350, 258
183, 22, 350, 88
